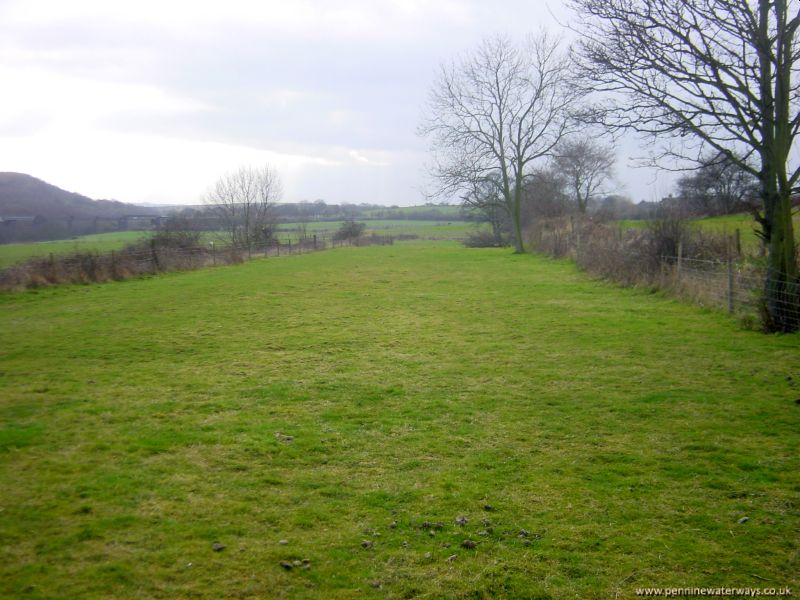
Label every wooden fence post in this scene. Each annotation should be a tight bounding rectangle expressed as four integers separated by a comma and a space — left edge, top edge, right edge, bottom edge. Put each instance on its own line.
150, 239, 160, 272
727, 235, 735, 314
676, 240, 683, 282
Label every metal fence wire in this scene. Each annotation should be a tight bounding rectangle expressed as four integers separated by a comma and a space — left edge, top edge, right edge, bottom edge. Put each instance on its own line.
530, 216, 800, 325
661, 255, 800, 324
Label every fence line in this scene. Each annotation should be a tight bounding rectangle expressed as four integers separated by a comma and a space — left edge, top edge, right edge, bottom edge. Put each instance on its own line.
0, 233, 408, 291
660, 255, 800, 323
530, 217, 800, 327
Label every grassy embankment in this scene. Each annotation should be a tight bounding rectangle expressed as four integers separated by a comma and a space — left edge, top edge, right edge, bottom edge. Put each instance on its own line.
1, 241, 798, 598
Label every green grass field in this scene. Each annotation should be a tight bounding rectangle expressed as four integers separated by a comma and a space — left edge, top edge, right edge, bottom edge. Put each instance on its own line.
0, 222, 477, 270
277, 219, 478, 241
361, 205, 464, 219
1, 241, 798, 598
0, 231, 150, 269
619, 212, 800, 253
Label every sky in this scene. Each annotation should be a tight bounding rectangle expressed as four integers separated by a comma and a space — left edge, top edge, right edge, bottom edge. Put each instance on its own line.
0, 0, 678, 206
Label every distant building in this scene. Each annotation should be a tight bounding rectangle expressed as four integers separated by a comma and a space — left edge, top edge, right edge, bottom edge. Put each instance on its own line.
0, 216, 38, 225
118, 215, 168, 230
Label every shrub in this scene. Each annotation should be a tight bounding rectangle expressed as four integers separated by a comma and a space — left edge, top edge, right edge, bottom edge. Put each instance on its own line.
463, 229, 506, 248
149, 229, 202, 250
333, 219, 367, 241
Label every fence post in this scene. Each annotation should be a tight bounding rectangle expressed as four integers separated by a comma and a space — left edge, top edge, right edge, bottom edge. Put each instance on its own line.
676, 240, 683, 283
150, 239, 160, 272
727, 235, 735, 314
313, 234, 317, 250
277, 240, 280, 257
211, 242, 216, 266
734, 228, 741, 258
288, 239, 292, 255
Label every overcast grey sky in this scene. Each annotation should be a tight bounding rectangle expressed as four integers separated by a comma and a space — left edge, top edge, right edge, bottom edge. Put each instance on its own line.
0, 0, 678, 206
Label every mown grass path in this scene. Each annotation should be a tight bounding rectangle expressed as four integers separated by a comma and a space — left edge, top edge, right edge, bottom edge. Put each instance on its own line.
1, 242, 798, 598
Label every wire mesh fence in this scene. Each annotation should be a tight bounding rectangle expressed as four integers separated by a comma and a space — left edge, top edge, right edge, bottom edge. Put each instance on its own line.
661, 255, 800, 325
529, 216, 800, 328
0, 233, 406, 291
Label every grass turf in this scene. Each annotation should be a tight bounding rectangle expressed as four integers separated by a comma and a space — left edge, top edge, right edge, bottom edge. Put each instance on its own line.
0, 241, 798, 598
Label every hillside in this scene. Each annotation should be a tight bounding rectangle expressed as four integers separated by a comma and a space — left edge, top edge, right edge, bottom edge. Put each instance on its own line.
0, 172, 159, 219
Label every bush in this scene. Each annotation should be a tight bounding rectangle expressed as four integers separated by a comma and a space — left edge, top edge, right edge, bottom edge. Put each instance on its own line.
463, 229, 506, 248
645, 210, 690, 260
149, 229, 202, 250
333, 219, 367, 241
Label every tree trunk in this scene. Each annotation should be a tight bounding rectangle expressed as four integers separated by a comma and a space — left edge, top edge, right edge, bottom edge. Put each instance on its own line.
764, 189, 799, 332
511, 194, 524, 253
760, 0, 799, 332
506, 178, 524, 253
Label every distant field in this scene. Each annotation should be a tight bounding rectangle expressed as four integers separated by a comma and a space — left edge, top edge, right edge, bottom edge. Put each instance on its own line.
1, 241, 797, 598
0, 221, 483, 270
362, 204, 464, 218
277, 219, 481, 241
619, 212, 800, 252
0, 231, 150, 269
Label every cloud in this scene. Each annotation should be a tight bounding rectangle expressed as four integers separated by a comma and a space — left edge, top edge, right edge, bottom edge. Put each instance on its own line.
0, 1, 592, 205
348, 149, 391, 167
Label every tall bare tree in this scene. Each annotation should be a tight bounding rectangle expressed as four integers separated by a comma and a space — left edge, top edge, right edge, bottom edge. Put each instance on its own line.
551, 137, 615, 214
206, 165, 281, 253
676, 151, 759, 216
419, 33, 578, 253
568, 0, 800, 331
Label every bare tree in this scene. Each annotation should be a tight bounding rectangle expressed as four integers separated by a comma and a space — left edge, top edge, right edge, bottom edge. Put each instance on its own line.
568, 0, 800, 331
676, 151, 760, 216
419, 33, 578, 253
551, 137, 615, 214
205, 165, 281, 254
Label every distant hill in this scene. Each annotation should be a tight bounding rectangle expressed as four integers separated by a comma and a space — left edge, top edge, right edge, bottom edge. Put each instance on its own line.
0, 173, 160, 219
